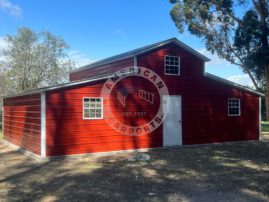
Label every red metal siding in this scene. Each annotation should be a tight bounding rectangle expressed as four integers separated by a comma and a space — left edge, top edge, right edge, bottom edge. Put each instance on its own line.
2, 43, 259, 158
47, 43, 259, 157
181, 78, 259, 144
3, 94, 41, 155
46, 78, 162, 156
69, 57, 134, 81
137, 43, 259, 145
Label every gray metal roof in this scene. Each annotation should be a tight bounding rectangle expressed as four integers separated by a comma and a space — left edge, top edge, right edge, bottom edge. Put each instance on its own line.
204, 73, 264, 97
2, 38, 263, 99
70, 37, 211, 73
1, 73, 114, 99
2, 72, 263, 99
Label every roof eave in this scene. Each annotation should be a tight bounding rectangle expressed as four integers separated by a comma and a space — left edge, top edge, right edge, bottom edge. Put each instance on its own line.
69, 54, 136, 73
70, 38, 210, 74
204, 73, 264, 97
1, 72, 134, 99
133, 39, 210, 62
1, 74, 112, 99
173, 40, 210, 62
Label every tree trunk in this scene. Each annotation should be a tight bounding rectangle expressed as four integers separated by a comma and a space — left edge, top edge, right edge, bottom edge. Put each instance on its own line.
265, 66, 269, 121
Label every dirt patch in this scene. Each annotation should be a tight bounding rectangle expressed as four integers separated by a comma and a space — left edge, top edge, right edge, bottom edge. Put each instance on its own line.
262, 133, 269, 139
0, 140, 269, 202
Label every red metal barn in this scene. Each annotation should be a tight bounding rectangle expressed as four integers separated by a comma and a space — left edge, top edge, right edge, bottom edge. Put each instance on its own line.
1, 38, 263, 159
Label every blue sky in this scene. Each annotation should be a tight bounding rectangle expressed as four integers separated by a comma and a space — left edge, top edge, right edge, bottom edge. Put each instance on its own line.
0, 0, 253, 86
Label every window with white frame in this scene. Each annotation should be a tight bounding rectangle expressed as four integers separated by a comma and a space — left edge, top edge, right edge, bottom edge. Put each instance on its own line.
83, 97, 103, 119
228, 98, 240, 116
164, 55, 180, 75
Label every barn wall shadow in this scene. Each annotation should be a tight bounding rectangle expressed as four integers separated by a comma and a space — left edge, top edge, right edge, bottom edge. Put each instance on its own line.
0, 140, 268, 201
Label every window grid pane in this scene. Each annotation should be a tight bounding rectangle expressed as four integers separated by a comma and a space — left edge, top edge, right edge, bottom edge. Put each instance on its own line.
228, 99, 240, 116
83, 98, 103, 119
165, 56, 180, 75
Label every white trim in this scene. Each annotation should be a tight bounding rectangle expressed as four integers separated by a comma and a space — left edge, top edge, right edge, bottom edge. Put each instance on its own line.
2, 138, 260, 161
2, 72, 133, 99
69, 37, 210, 74
82, 97, 103, 120
3, 71, 263, 99
164, 55, 180, 76
134, 56, 137, 67
205, 73, 264, 97
70, 55, 135, 74
1, 139, 42, 160
162, 95, 182, 146
259, 97, 262, 140
41, 92, 46, 157
46, 147, 163, 160
228, 98, 241, 116
1, 104, 3, 140
134, 56, 138, 71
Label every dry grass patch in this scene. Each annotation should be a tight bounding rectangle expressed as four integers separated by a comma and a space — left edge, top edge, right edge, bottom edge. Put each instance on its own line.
0, 140, 268, 202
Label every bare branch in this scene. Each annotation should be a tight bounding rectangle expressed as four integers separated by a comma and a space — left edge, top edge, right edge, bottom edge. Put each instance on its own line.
222, 29, 261, 90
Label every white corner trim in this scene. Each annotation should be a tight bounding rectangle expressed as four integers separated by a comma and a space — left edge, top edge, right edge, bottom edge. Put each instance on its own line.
134, 56, 137, 71
1, 104, 3, 140
259, 97, 262, 140
41, 92, 46, 157
134, 56, 137, 66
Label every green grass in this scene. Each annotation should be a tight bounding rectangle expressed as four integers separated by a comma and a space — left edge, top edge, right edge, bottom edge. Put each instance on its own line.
262, 121, 269, 132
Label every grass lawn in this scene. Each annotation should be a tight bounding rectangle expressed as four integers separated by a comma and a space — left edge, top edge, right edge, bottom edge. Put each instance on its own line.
0, 140, 268, 202
262, 121, 269, 132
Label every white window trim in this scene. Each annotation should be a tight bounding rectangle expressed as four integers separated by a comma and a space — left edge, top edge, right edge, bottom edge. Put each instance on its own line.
83, 97, 103, 120
228, 98, 241, 116
164, 55, 180, 76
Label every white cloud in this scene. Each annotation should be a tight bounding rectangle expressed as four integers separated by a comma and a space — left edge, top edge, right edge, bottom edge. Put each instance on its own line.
226, 74, 254, 87
68, 50, 94, 68
0, 36, 8, 50
198, 48, 254, 87
0, 40, 94, 67
0, 36, 8, 62
198, 48, 233, 67
0, 0, 21, 16
114, 30, 125, 35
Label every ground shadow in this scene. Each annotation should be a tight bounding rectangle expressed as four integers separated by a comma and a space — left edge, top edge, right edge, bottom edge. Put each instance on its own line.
0, 140, 268, 201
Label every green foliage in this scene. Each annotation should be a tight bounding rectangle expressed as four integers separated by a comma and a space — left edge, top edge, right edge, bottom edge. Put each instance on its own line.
262, 96, 267, 120
170, 0, 269, 91
261, 122, 269, 132
1, 27, 75, 94
234, 9, 268, 87
170, 0, 269, 120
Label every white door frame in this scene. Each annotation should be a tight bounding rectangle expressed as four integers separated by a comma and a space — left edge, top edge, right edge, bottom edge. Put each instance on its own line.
162, 95, 182, 146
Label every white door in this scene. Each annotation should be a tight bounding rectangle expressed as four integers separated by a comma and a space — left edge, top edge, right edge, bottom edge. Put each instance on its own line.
162, 95, 182, 146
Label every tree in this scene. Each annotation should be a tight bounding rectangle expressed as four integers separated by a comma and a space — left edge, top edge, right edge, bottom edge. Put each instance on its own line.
0, 63, 12, 129
170, 0, 269, 120
0, 63, 12, 95
1, 27, 74, 93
